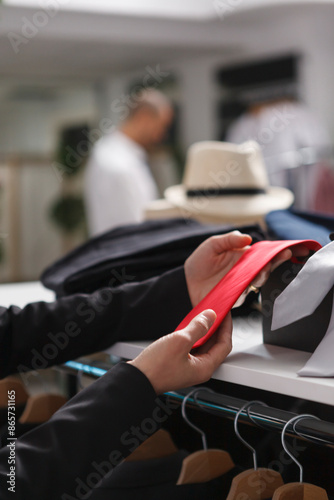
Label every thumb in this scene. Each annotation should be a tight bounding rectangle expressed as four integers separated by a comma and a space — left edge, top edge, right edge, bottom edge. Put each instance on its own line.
212, 231, 252, 254
181, 309, 217, 348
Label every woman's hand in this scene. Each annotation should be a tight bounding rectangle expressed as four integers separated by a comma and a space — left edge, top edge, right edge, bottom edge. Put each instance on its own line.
129, 309, 232, 395
184, 231, 310, 307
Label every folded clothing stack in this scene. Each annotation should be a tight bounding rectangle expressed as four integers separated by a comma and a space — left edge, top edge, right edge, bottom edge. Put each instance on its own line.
41, 218, 265, 297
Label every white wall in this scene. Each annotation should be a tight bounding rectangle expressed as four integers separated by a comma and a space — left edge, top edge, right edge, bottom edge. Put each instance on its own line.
172, 57, 217, 149
92, 6, 334, 153
2, 1, 334, 281
170, 6, 334, 148
0, 84, 98, 281
0, 85, 97, 155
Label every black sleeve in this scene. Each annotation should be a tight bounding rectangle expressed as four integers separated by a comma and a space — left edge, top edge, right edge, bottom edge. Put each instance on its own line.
0, 362, 173, 500
0, 267, 192, 378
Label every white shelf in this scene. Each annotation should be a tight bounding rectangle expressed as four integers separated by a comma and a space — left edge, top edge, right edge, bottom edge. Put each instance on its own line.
1, 282, 333, 406
0, 281, 54, 308
106, 316, 334, 406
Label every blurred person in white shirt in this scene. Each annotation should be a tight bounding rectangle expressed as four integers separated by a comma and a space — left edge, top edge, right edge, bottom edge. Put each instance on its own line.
84, 88, 173, 236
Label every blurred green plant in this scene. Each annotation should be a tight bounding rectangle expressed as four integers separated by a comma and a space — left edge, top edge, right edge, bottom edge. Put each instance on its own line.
49, 123, 90, 235
55, 124, 90, 178
49, 195, 86, 233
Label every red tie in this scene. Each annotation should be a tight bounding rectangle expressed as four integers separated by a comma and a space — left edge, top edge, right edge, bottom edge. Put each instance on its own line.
176, 239, 321, 348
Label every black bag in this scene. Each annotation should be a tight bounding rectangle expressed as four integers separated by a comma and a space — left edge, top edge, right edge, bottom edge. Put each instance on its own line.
262, 260, 334, 353
41, 218, 265, 297
263, 209, 334, 352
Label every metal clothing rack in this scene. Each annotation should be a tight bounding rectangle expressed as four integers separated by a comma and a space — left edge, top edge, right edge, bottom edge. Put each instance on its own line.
165, 388, 334, 447
61, 359, 334, 447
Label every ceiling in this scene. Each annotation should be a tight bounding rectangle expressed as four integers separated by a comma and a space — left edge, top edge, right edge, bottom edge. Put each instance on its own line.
0, 1, 334, 82
4, 0, 221, 20
5, 0, 334, 19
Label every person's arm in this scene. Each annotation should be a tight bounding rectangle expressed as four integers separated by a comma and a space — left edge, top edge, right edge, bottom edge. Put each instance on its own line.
1, 230, 306, 379
0, 232, 307, 498
0, 310, 231, 500
0, 266, 192, 378
0, 362, 158, 500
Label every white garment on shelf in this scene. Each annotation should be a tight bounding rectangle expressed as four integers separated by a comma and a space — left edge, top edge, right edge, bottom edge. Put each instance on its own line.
84, 130, 159, 236
271, 241, 334, 377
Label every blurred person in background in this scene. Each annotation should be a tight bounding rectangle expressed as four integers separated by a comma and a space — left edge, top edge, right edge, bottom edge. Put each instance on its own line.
226, 95, 332, 211
84, 88, 173, 236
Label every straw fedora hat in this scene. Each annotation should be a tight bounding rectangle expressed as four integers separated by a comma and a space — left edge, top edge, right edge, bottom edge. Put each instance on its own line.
164, 140, 294, 222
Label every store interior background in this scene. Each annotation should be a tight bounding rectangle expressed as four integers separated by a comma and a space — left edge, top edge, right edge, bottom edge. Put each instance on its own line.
1, 0, 334, 283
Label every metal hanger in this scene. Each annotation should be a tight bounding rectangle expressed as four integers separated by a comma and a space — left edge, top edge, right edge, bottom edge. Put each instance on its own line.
76, 366, 85, 392
181, 388, 215, 450
177, 387, 235, 485
273, 414, 329, 499
226, 400, 284, 499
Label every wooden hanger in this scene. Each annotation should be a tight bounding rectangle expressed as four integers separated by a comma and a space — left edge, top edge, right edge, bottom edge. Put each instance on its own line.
177, 448, 235, 485
0, 377, 29, 407
125, 429, 178, 462
272, 414, 329, 500
226, 468, 284, 499
19, 394, 67, 424
226, 400, 284, 500
273, 483, 328, 500
176, 388, 235, 485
